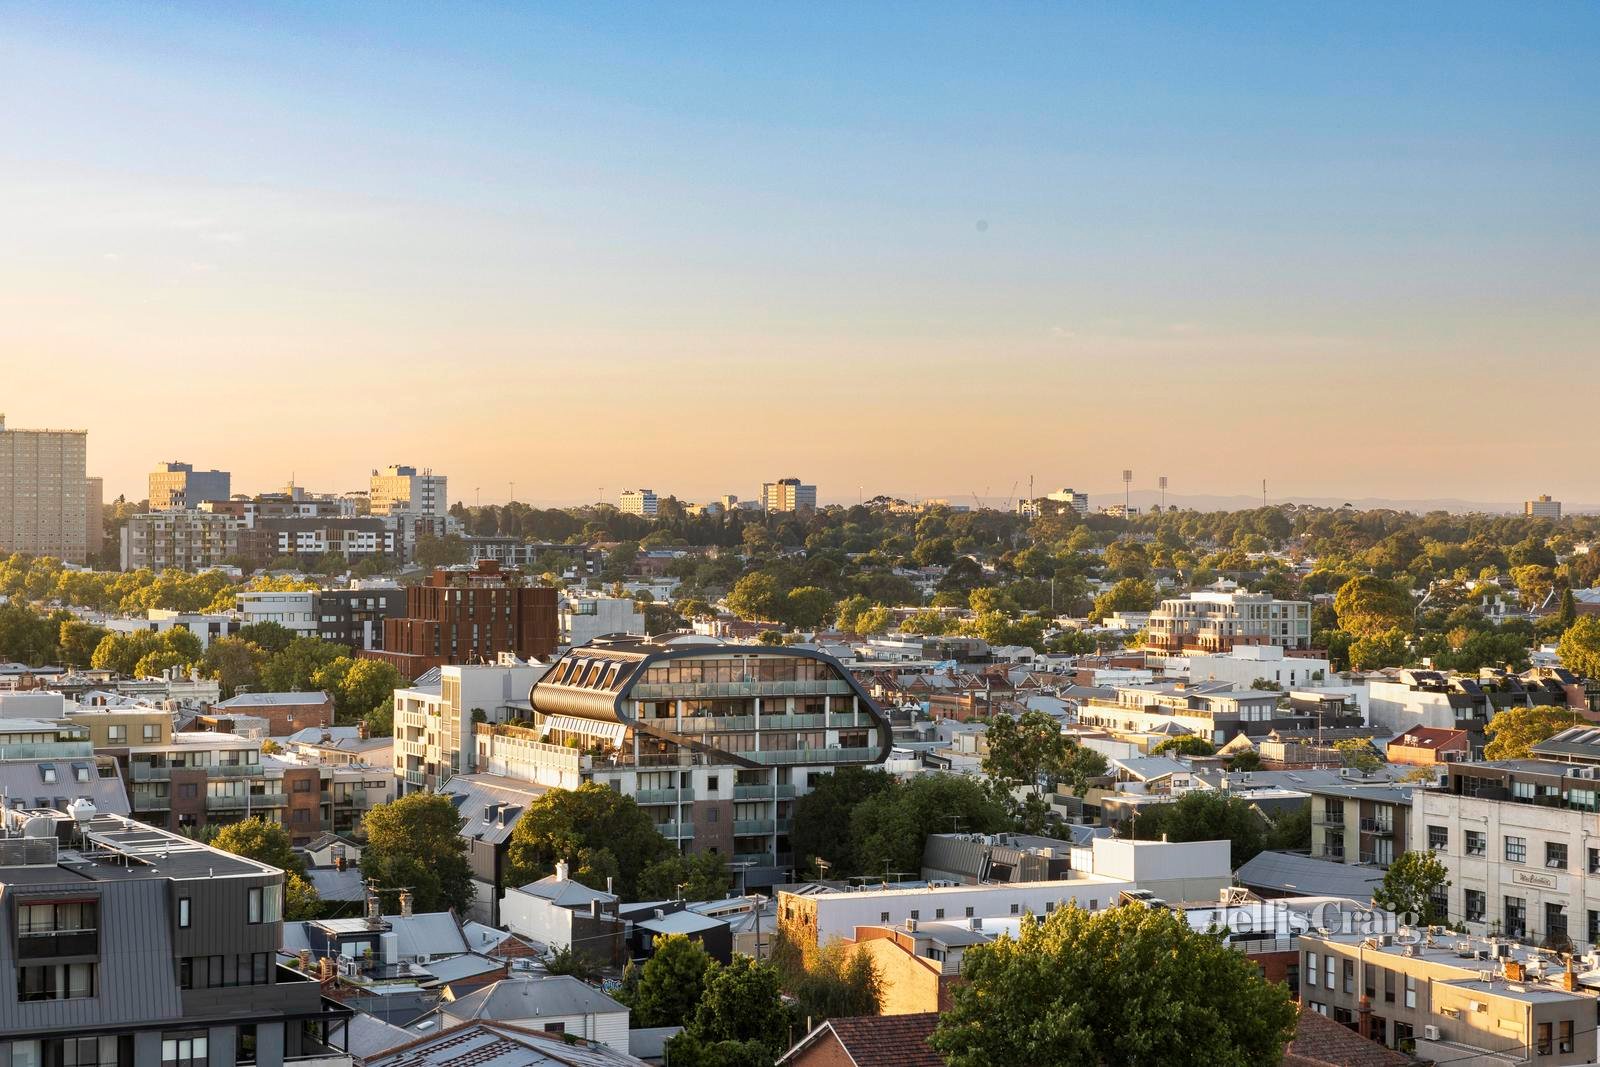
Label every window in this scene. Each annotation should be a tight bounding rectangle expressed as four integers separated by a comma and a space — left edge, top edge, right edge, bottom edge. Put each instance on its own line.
706, 776, 719, 792
1537, 1022, 1553, 1056
1547, 842, 1568, 870
73, 764, 90, 783
1305, 952, 1317, 986
178, 897, 191, 928
909, 910, 919, 921
1505, 836, 1527, 863
965, 906, 974, 918
880, 912, 890, 923
177, 783, 197, 799
543, 1022, 566, 1035
1590, 848, 1600, 875
1010, 903, 1020, 915
1427, 825, 1448, 851
248, 887, 263, 924
1506, 896, 1527, 939
935, 908, 945, 919
40, 764, 56, 784
293, 779, 312, 792
1383, 967, 1395, 1003
144, 724, 160, 742
1466, 830, 1486, 856
1547, 902, 1568, 944
161, 1033, 207, 1067
1342, 958, 1354, 993
1326, 955, 1335, 990
1405, 974, 1416, 1008
1560, 1020, 1574, 1054
17, 963, 96, 1002
108, 725, 127, 743
237, 1025, 258, 1065
1466, 889, 1486, 923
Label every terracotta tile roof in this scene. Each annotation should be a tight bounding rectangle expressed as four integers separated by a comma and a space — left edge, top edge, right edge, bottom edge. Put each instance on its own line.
781, 1012, 944, 1067
1283, 1006, 1411, 1067
1391, 726, 1467, 749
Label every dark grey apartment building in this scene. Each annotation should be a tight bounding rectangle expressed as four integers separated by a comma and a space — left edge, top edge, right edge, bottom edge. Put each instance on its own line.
0, 806, 350, 1066
315, 588, 406, 652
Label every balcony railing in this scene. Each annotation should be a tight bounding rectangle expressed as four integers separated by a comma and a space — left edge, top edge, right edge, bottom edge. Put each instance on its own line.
636, 788, 694, 804
17, 929, 98, 960
1315, 810, 1345, 826
655, 822, 693, 839
131, 794, 171, 812
749, 747, 879, 766
734, 784, 796, 801
0, 742, 94, 760
631, 680, 854, 700
1359, 819, 1395, 835
1320, 845, 1346, 861
735, 819, 777, 836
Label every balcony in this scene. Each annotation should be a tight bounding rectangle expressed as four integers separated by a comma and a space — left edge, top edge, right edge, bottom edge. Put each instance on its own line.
1319, 845, 1346, 861
0, 742, 94, 760
655, 822, 693, 839
631, 679, 854, 700
735, 819, 777, 836
734, 784, 796, 801
403, 769, 428, 787
132, 794, 171, 812
636, 788, 694, 805
749, 746, 879, 766
17, 929, 98, 960
1359, 819, 1395, 835
1314, 810, 1345, 827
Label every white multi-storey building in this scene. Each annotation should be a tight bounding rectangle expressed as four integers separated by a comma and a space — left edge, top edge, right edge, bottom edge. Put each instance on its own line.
1417, 725, 1600, 952
560, 596, 646, 647
236, 590, 319, 638
761, 478, 817, 513
369, 464, 447, 517
618, 488, 659, 518
1147, 590, 1312, 653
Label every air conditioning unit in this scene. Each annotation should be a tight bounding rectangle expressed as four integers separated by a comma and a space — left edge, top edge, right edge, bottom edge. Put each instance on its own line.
1423, 1025, 1442, 1041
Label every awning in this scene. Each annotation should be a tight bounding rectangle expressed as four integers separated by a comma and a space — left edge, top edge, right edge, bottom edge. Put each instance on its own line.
542, 715, 627, 747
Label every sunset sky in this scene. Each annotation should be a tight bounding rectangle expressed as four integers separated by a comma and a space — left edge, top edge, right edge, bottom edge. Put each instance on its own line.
3, 4, 1596, 508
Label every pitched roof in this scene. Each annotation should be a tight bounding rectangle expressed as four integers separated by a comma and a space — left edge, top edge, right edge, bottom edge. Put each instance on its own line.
215, 690, 330, 707
363, 1020, 648, 1067
443, 976, 625, 1025
1283, 1005, 1411, 1067
779, 1012, 943, 1067
1390, 726, 1467, 749
1235, 851, 1384, 903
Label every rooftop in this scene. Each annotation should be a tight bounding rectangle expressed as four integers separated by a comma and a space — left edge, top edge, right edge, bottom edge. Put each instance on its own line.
0, 809, 275, 884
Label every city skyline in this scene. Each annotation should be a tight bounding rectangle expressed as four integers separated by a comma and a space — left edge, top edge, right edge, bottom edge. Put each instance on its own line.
5, 3, 1598, 504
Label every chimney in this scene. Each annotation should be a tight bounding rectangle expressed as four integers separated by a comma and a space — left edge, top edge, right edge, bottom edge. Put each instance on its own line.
318, 956, 334, 982
357, 720, 369, 740
606, 876, 614, 895
1563, 956, 1578, 992
590, 900, 600, 919
555, 860, 570, 882
1504, 959, 1524, 982
365, 889, 382, 927
399, 890, 413, 918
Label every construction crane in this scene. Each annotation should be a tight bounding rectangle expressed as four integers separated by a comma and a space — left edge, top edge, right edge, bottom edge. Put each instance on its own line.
1001, 480, 1019, 512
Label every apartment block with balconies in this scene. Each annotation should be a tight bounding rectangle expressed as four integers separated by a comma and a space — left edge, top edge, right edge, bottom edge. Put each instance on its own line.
1146, 591, 1311, 654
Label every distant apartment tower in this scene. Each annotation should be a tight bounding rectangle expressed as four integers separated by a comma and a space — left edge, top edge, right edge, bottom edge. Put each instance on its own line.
619, 488, 659, 518
762, 478, 817, 513
148, 461, 232, 510
121, 510, 238, 572
85, 475, 104, 557
0, 414, 88, 563
363, 560, 559, 676
1526, 494, 1563, 519
370, 464, 447, 517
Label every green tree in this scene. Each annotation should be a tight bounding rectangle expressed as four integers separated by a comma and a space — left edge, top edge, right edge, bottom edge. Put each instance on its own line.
1557, 616, 1600, 679
260, 637, 349, 692
930, 904, 1297, 1067
57, 620, 109, 667
725, 572, 784, 622
1334, 575, 1413, 638
1150, 736, 1215, 757
1089, 578, 1157, 623
1264, 804, 1311, 852
789, 939, 881, 1023
1483, 705, 1587, 761
636, 850, 733, 902
329, 658, 406, 723
850, 774, 1009, 878
211, 817, 306, 876
1372, 850, 1451, 925
782, 585, 835, 630
414, 534, 470, 569
790, 767, 896, 876
504, 782, 671, 897
284, 871, 321, 921
626, 933, 715, 1028
1348, 627, 1409, 671
1123, 791, 1267, 868
1559, 587, 1578, 631
544, 945, 605, 982
360, 793, 474, 914
1333, 738, 1383, 774
667, 955, 793, 1066
237, 621, 294, 654
1226, 749, 1263, 772
200, 636, 267, 698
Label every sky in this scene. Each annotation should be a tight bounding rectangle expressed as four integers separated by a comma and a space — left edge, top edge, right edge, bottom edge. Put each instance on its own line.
2, 3, 1597, 508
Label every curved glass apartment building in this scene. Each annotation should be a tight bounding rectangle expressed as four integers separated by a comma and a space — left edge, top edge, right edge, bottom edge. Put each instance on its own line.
495, 637, 891, 870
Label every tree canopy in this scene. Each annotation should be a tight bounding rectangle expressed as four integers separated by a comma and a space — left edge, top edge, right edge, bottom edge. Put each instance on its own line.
1483, 705, 1587, 761
360, 793, 474, 914
930, 903, 1297, 1067
504, 782, 672, 897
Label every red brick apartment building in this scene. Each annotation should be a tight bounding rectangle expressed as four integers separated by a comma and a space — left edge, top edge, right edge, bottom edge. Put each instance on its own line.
362, 560, 559, 675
